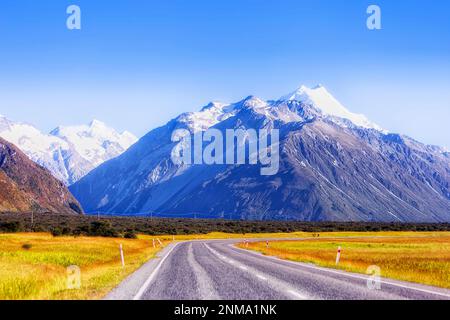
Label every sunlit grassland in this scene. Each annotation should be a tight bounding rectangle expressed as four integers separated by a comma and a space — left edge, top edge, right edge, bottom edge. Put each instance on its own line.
149, 231, 309, 241
0, 233, 167, 300
2, 231, 449, 300
237, 233, 450, 289
152, 230, 450, 241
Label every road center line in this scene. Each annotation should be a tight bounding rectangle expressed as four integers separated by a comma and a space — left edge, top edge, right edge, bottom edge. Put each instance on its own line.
188, 243, 221, 300
256, 274, 267, 281
133, 242, 180, 300
205, 243, 309, 300
288, 289, 308, 300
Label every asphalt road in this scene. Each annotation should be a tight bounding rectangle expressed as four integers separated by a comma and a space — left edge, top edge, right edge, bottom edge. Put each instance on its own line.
108, 240, 450, 300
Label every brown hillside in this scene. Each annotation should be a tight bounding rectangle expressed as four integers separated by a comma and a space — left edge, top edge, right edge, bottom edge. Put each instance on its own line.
0, 137, 83, 214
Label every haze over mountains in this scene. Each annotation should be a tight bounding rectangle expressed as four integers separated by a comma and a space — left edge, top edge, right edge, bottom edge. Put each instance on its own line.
0, 116, 137, 185
69, 85, 450, 222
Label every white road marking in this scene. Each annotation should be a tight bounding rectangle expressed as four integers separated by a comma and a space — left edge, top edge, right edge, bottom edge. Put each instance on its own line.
288, 289, 307, 300
133, 242, 180, 300
189, 244, 221, 300
232, 244, 450, 299
205, 243, 311, 300
256, 274, 267, 281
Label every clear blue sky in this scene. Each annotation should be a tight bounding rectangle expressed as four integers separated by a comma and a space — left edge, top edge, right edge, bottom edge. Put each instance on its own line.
0, 0, 449, 148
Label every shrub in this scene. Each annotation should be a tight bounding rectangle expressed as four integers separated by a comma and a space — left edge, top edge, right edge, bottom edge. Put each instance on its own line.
61, 227, 72, 235
89, 221, 119, 238
124, 231, 137, 239
22, 243, 32, 250
51, 228, 62, 237
0, 221, 22, 233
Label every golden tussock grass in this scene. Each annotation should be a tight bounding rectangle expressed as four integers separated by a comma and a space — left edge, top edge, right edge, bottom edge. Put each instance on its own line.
149, 231, 312, 241
0, 233, 167, 300
237, 232, 450, 289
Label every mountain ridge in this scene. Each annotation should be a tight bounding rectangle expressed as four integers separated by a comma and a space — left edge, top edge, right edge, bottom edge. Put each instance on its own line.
0, 116, 137, 185
70, 85, 450, 222
0, 137, 83, 214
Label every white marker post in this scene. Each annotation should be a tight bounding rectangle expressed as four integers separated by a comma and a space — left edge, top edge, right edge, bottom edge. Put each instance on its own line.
152, 239, 156, 248
119, 244, 125, 268
335, 246, 341, 265
157, 238, 163, 247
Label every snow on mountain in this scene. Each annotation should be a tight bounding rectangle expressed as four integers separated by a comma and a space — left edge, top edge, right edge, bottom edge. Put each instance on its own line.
0, 136, 83, 214
280, 85, 383, 131
50, 120, 137, 167
175, 102, 238, 133
0, 115, 72, 183
0, 115, 137, 185
177, 85, 384, 132
70, 85, 450, 222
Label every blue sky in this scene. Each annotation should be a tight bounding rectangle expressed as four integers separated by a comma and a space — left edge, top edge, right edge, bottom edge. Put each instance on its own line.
0, 0, 449, 148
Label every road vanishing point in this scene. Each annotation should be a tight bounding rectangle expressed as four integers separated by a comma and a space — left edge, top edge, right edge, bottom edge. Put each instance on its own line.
106, 239, 450, 300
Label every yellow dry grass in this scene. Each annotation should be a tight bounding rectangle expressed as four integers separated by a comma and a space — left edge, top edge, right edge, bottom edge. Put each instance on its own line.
237, 233, 450, 289
2, 231, 449, 300
0, 233, 167, 300
143, 231, 311, 241
152, 230, 450, 241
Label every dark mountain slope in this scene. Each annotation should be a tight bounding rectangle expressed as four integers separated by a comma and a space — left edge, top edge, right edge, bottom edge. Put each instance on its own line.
0, 137, 83, 214
70, 88, 450, 222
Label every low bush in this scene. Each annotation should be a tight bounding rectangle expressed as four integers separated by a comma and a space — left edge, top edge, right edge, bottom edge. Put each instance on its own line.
0, 213, 449, 238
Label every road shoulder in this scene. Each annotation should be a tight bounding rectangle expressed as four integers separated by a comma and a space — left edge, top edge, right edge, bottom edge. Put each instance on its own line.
104, 242, 179, 300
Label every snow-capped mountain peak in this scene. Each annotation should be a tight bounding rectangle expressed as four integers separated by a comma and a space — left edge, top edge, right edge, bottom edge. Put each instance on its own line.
177, 86, 383, 133
280, 85, 383, 131
89, 119, 106, 127
50, 120, 138, 166
0, 115, 137, 185
177, 101, 239, 132
70, 85, 450, 222
241, 96, 268, 110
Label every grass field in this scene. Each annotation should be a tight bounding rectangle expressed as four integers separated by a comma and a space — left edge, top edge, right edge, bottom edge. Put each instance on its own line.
160, 230, 450, 240
0, 233, 167, 300
2, 231, 450, 300
237, 232, 450, 289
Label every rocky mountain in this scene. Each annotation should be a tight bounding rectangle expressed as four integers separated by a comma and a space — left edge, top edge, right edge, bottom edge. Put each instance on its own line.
0, 116, 137, 185
70, 85, 450, 222
0, 137, 83, 214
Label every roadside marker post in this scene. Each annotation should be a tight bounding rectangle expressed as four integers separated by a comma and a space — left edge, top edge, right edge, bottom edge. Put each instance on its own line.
266, 240, 269, 248
119, 244, 125, 268
157, 238, 163, 247
152, 239, 156, 248
336, 246, 341, 265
